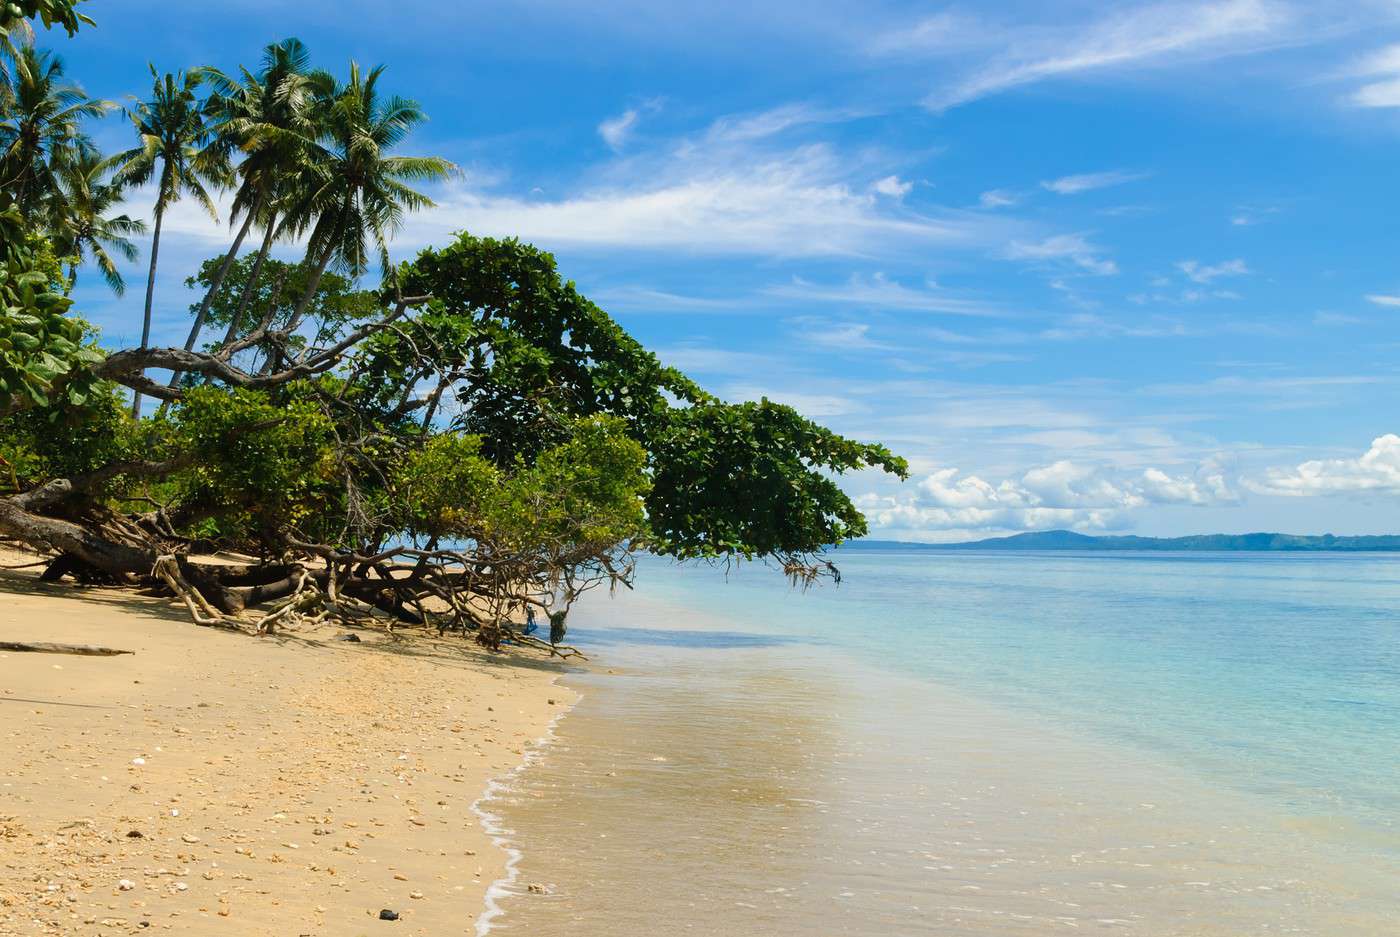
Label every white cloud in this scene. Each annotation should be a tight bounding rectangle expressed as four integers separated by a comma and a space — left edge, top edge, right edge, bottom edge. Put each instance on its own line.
1250, 435, 1400, 496
598, 98, 664, 150
763, 273, 1003, 317
872, 174, 914, 198
700, 102, 862, 144
979, 188, 1019, 208
114, 101, 1005, 272
1228, 203, 1282, 226
1313, 311, 1363, 326
1177, 258, 1249, 282
598, 109, 642, 150
413, 170, 961, 257
922, 0, 1292, 109
867, 10, 984, 56
789, 319, 895, 353
1041, 170, 1149, 195
116, 184, 240, 248
858, 458, 1237, 538
655, 345, 784, 376
1349, 44, 1400, 108
1006, 234, 1118, 275
407, 128, 1011, 258
589, 286, 748, 314
724, 383, 867, 418
1365, 293, 1400, 307
1140, 463, 1237, 504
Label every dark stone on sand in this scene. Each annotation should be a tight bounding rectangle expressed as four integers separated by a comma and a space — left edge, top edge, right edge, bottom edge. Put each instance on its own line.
338, 633, 362, 643
379, 909, 399, 921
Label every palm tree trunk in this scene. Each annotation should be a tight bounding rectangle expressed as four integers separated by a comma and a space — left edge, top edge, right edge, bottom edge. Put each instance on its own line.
285, 201, 350, 336
130, 203, 165, 419
12, 172, 30, 219
66, 262, 77, 295
258, 241, 333, 376
288, 241, 335, 331
219, 214, 278, 349
168, 204, 259, 387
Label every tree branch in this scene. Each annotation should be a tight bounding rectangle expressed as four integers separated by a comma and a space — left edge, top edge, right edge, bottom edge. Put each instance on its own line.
94, 295, 433, 397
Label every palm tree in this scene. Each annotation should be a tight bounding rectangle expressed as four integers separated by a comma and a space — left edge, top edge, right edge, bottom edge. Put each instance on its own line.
182, 38, 314, 360
0, 1, 93, 39
108, 65, 224, 416
49, 150, 146, 295
279, 61, 453, 334
0, 44, 108, 217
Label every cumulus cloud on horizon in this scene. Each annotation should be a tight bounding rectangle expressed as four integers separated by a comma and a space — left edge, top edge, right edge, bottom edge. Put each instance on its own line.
858, 458, 1238, 539
1249, 434, 1400, 496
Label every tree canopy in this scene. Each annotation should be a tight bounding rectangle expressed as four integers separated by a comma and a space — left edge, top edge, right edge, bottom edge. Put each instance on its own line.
0, 19, 908, 654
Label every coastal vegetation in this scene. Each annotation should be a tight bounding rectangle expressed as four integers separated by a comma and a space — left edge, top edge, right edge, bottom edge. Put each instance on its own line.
0, 3, 907, 653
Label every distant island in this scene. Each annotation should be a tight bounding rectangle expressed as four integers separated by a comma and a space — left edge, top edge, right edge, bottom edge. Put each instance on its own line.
844, 530, 1400, 552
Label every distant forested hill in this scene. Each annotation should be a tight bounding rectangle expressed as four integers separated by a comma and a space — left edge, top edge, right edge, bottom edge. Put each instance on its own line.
845, 530, 1400, 552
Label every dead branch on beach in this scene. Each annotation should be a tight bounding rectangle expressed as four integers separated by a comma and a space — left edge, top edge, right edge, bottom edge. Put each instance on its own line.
0, 642, 133, 656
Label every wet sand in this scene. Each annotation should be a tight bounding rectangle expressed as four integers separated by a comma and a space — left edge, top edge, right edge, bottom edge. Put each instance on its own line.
0, 549, 574, 936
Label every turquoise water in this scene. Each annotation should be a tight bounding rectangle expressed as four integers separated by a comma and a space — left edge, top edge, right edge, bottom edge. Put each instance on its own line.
487, 550, 1400, 935
609, 550, 1400, 839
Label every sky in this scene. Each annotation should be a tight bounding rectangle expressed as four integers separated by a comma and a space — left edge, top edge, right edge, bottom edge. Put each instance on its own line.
41, 0, 1400, 541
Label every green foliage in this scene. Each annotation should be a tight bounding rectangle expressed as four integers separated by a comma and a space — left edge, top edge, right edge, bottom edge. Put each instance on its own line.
0, 200, 100, 414
197, 38, 314, 229
0, 382, 131, 491
394, 233, 907, 563
50, 150, 145, 295
279, 61, 454, 281
0, 45, 109, 218
163, 386, 335, 537
500, 415, 649, 551
108, 66, 222, 215
393, 432, 498, 539
0, 0, 92, 35
646, 399, 905, 560
184, 253, 378, 348
393, 415, 649, 556
391, 235, 697, 459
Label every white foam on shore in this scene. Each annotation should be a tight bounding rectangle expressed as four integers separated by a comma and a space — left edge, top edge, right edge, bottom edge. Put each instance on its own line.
472, 676, 579, 937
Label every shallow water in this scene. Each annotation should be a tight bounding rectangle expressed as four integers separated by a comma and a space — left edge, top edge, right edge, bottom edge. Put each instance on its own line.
482, 552, 1400, 934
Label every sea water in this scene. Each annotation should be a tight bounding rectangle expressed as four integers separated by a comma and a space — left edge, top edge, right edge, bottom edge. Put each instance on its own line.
481, 551, 1400, 934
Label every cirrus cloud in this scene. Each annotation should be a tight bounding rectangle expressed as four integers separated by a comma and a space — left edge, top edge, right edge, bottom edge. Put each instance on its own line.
1042, 169, 1149, 195
916, 0, 1294, 110
1005, 233, 1118, 276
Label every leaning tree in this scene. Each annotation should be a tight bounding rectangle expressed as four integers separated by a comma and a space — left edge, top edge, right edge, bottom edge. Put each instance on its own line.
0, 222, 907, 654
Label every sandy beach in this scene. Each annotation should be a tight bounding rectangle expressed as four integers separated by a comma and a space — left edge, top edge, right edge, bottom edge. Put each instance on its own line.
0, 549, 575, 936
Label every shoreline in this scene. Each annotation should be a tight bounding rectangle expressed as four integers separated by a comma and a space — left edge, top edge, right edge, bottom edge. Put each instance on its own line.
480, 578, 1400, 935
470, 680, 579, 937
0, 549, 577, 936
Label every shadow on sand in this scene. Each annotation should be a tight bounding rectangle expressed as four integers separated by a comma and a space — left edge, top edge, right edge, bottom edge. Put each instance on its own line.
0, 563, 573, 675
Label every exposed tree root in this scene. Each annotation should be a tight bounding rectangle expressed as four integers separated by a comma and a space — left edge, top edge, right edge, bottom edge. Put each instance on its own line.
151, 555, 244, 631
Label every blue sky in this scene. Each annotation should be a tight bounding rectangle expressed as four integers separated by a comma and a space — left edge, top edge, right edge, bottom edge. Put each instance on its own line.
49, 0, 1400, 540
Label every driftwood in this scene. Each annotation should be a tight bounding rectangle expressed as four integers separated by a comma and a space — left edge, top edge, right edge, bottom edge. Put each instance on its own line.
0, 641, 134, 656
